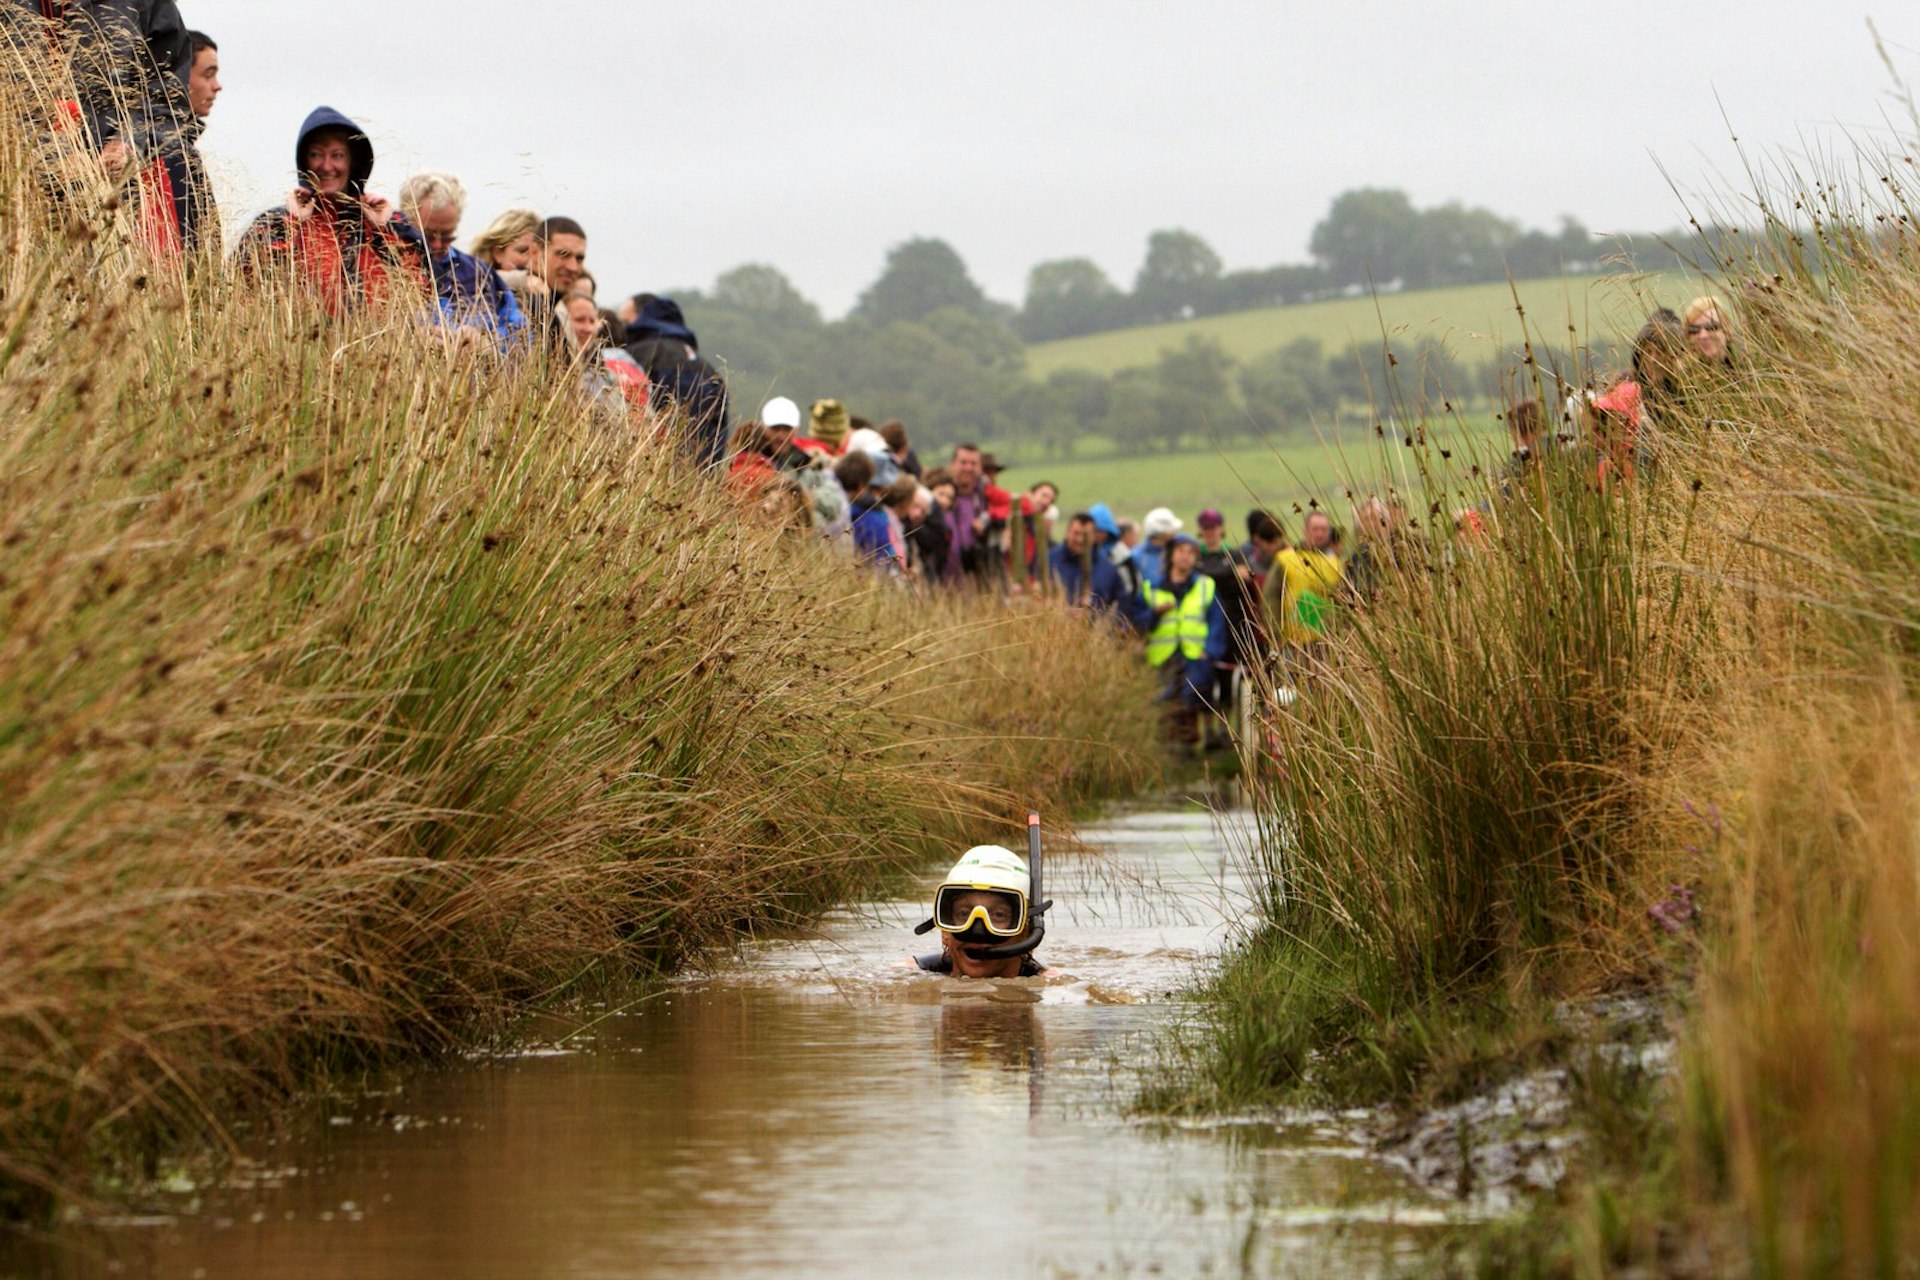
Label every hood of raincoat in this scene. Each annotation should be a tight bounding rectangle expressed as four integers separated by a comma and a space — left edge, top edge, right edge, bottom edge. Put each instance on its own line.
625, 294, 699, 350
295, 105, 375, 197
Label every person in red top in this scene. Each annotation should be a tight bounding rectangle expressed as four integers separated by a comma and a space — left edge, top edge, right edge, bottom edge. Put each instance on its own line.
234, 107, 427, 317
1015, 480, 1058, 583
1586, 309, 1686, 486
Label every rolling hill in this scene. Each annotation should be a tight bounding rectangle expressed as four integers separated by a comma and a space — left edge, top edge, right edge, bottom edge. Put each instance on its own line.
1025, 272, 1696, 379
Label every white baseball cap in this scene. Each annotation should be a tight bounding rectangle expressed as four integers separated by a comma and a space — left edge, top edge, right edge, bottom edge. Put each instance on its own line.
1141, 507, 1184, 538
761, 396, 802, 429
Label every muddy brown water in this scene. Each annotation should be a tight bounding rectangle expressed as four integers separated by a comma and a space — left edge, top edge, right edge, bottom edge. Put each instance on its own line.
3, 807, 1463, 1278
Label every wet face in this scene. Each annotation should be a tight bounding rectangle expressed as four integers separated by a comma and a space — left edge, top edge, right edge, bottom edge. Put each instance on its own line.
949, 449, 982, 492
565, 295, 600, 348
540, 232, 587, 292
417, 202, 460, 261
936, 890, 1029, 982
1303, 513, 1334, 552
188, 46, 220, 119
302, 130, 353, 197
940, 921, 1026, 979
1688, 311, 1728, 363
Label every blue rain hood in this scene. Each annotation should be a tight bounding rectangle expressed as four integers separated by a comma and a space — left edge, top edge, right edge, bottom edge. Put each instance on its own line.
625, 295, 699, 349
296, 106, 375, 197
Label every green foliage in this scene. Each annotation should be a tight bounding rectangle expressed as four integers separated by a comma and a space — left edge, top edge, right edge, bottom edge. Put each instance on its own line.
1132, 228, 1225, 323
1027, 273, 1662, 381
852, 236, 994, 327
1239, 337, 1342, 437
1310, 187, 1423, 286
1020, 257, 1128, 341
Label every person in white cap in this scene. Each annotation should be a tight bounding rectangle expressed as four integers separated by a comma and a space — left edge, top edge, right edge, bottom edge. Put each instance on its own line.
913, 845, 1048, 979
758, 396, 817, 471
1133, 506, 1183, 591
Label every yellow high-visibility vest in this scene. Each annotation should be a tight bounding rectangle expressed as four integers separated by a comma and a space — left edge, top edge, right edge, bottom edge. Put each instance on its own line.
1144, 575, 1215, 666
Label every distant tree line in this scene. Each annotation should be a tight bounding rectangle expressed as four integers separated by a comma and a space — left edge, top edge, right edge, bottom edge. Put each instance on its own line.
1017, 187, 1734, 341
681, 247, 1613, 462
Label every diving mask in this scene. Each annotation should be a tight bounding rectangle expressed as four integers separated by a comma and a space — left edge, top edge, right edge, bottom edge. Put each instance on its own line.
934, 884, 1029, 941
914, 845, 1033, 943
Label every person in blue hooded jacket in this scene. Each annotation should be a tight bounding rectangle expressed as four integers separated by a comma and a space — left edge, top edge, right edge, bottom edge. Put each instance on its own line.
234, 106, 427, 316
1051, 513, 1152, 633
622, 294, 731, 465
397, 171, 526, 342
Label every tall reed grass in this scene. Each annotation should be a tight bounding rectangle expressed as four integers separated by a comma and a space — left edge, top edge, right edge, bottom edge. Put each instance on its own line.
0, 49, 1159, 1217
1178, 97, 1920, 1274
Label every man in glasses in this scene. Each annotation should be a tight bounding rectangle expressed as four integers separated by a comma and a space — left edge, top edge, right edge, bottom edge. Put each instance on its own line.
398, 171, 526, 340
914, 845, 1048, 979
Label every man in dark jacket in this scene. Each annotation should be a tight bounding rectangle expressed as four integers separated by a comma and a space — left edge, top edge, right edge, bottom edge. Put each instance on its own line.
1051, 514, 1152, 633
13, 0, 209, 250
624, 295, 731, 466
1195, 508, 1258, 750
234, 106, 427, 316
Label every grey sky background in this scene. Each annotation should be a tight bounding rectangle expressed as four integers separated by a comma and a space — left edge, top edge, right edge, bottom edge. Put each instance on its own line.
187, 1, 1920, 317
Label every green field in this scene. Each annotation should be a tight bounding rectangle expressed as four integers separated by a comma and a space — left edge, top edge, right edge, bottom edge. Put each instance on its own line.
1016, 425, 1506, 531
1026, 272, 1695, 379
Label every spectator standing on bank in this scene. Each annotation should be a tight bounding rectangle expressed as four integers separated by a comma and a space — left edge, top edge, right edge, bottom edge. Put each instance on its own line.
808, 399, 852, 458
621, 294, 731, 464
398, 171, 526, 339
1265, 510, 1343, 660
1052, 514, 1151, 633
22, 0, 206, 251
523, 215, 588, 357
880, 420, 922, 479
945, 444, 993, 586
235, 106, 427, 316
1134, 507, 1182, 590
1146, 535, 1227, 750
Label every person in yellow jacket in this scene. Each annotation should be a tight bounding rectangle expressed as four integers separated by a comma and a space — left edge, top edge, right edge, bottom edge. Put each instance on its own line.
1145, 535, 1228, 748
1262, 511, 1343, 653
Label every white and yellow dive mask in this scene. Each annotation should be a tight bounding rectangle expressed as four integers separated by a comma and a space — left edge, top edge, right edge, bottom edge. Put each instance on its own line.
919, 846, 1032, 943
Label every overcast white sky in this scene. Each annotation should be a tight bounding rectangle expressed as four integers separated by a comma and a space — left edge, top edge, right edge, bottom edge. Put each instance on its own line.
186, 1, 1920, 316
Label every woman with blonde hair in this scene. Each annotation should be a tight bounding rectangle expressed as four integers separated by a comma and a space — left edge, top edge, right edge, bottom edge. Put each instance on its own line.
1682, 296, 1733, 369
467, 208, 548, 308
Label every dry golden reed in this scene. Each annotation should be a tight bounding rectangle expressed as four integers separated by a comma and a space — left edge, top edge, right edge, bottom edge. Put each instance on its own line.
0, 43, 1159, 1216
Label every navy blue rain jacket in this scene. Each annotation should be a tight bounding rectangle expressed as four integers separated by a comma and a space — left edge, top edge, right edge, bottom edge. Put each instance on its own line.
427, 245, 526, 338
624, 296, 731, 465
1052, 543, 1152, 634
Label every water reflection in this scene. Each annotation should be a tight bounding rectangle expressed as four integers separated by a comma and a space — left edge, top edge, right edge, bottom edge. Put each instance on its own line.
0, 806, 1461, 1279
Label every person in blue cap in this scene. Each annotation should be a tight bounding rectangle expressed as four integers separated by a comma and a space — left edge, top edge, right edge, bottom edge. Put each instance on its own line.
1087, 503, 1143, 600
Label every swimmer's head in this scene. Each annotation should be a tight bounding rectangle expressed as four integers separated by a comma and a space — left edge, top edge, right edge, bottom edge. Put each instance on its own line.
932, 846, 1033, 979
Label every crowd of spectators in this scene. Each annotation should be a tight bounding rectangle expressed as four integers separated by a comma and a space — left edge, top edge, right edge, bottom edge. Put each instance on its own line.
24, 2, 1740, 753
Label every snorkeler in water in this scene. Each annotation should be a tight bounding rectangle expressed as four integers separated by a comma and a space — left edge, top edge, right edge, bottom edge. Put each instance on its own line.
914, 815, 1052, 979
